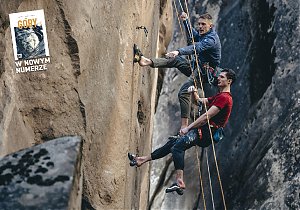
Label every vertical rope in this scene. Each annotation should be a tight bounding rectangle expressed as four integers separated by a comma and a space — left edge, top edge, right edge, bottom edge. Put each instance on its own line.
173, 0, 184, 36
182, 0, 227, 209
206, 149, 216, 210
195, 147, 207, 210
173, 1, 205, 209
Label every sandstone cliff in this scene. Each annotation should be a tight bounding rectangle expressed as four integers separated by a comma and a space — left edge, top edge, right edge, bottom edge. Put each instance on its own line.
0, 0, 299, 210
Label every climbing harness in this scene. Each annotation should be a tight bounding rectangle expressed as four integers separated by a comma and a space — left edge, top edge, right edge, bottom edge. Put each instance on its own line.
198, 61, 220, 86
173, 0, 227, 209
203, 63, 221, 86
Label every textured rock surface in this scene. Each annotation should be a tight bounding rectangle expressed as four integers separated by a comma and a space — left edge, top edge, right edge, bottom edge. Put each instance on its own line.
0, 136, 82, 210
0, 0, 298, 209
0, 1, 173, 209
151, 0, 299, 209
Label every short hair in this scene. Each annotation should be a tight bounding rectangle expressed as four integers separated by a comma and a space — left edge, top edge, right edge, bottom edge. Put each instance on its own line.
199, 13, 213, 21
221, 68, 236, 84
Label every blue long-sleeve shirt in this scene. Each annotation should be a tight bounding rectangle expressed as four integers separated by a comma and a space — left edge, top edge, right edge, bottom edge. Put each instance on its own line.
177, 20, 221, 68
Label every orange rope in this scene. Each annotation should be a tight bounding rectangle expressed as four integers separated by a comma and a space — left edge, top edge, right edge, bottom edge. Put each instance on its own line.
173, 1, 206, 209
182, 0, 227, 209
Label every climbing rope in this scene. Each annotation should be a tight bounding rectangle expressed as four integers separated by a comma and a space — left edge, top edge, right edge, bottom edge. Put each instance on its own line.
173, 2, 206, 209
175, 0, 227, 209
195, 145, 207, 210
173, 0, 184, 36
183, 1, 227, 208
206, 149, 216, 210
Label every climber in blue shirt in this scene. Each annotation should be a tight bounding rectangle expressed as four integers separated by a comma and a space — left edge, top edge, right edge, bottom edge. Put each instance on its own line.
134, 12, 222, 132
178, 13, 221, 68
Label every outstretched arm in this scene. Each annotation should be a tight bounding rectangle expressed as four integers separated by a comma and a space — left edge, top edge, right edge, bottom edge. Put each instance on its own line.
180, 105, 220, 135
180, 12, 200, 43
177, 37, 214, 56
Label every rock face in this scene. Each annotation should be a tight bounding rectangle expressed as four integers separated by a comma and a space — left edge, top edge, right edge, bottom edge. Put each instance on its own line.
151, 0, 299, 209
0, 136, 82, 210
0, 0, 298, 209
0, 1, 173, 209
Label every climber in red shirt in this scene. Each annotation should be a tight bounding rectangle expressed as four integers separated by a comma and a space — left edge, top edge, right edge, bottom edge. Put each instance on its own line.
128, 68, 236, 195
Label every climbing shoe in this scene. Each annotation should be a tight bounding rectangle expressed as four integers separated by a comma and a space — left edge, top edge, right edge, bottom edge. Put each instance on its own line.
128, 153, 135, 161
133, 44, 143, 63
165, 183, 184, 195
129, 159, 137, 167
128, 153, 137, 167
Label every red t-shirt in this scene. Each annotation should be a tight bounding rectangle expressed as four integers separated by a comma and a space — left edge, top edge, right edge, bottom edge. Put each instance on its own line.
207, 92, 233, 128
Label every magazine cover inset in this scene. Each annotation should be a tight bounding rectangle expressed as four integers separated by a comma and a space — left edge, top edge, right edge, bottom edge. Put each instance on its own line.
9, 9, 50, 60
